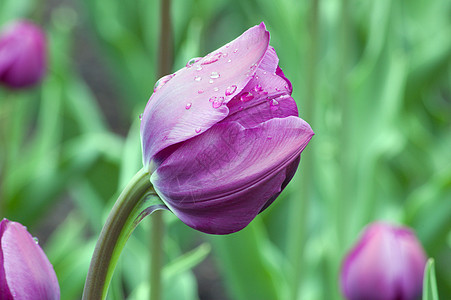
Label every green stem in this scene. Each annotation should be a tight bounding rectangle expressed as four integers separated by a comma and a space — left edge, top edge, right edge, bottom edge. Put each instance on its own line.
82, 169, 166, 300
287, 0, 319, 299
150, 211, 164, 300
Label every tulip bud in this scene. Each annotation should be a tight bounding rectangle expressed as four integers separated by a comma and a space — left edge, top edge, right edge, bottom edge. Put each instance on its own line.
340, 222, 427, 300
0, 219, 60, 299
0, 20, 47, 89
140, 22, 314, 234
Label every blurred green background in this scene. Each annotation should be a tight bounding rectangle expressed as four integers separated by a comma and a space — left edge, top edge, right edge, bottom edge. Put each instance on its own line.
0, 0, 450, 299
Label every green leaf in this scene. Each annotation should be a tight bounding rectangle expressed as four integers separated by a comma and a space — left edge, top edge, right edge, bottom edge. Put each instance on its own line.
423, 258, 439, 300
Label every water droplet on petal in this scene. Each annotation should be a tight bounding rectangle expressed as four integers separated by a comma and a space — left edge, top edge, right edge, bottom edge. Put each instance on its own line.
227, 59, 232, 63
185, 103, 192, 110
196, 65, 203, 71
194, 76, 202, 82
210, 71, 220, 79
198, 89, 204, 94
212, 97, 225, 109
209, 96, 217, 102
139, 113, 143, 120
222, 52, 228, 57
33, 237, 39, 244
154, 74, 174, 92
233, 49, 238, 53
195, 128, 202, 133
270, 99, 279, 111
213, 87, 219, 92
285, 85, 289, 90
209, 79, 214, 84
186, 57, 202, 68
240, 92, 254, 102
254, 85, 263, 93
225, 85, 237, 96
201, 52, 222, 65
263, 71, 267, 75
275, 87, 281, 92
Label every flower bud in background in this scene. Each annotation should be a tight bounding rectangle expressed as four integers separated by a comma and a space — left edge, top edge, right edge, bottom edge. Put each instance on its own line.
0, 20, 47, 89
140, 22, 313, 234
340, 222, 427, 300
0, 219, 60, 300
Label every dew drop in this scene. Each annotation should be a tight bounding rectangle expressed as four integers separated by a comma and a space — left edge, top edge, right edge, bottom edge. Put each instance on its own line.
212, 97, 225, 109
227, 59, 232, 63
186, 57, 202, 68
270, 99, 279, 111
194, 76, 202, 82
185, 103, 192, 110
33, 237, 39, 244
213, 87, 219, 92
254, 85, 263, 93
139, 113, 143, 120
154, 74, 174, 92
196, 65, 203, 71
195, 128, 202, 133
285, 85, 289, 90
275, 87, 281, 92
201, 52, 222, 65
233, 48, 238, 53
222, 52, 228, 57
209, 79, 214, 84
209, 96, 217, 102
240, 92, 254, 102
225, 85, 237, 96
210, 71, 220, 79
198, 89, 204, 94
263, 71, 267, 75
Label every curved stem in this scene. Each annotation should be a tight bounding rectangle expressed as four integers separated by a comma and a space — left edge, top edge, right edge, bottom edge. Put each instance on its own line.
82, 168, 166, 300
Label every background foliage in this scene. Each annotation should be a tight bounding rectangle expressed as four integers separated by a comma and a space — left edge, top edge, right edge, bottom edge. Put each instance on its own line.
0, 0, 450, 299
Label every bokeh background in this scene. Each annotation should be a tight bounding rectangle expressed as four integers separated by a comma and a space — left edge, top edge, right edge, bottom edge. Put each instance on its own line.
0, 0, 450, 299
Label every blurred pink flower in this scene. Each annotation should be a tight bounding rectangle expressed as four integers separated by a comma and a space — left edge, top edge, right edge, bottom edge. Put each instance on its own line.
341, 222, 427, 300
140, 23, 313, 234
0, 20, 47, 89
0, 219, 60, 300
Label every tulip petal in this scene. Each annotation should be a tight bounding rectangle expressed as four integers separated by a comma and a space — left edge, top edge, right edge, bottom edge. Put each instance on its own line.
141, 23, 270, 171
1, 220, 59, 300
226, 47, 297, 128
151, 116, 313, 234
0, 222, 13, 300
0, 21, 46, 88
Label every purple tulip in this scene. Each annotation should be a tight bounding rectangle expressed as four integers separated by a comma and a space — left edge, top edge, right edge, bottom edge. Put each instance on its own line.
340, 222, 427, 300
140, 22, 314, 234
0, 219, 60, 300
0, 20, 47, 89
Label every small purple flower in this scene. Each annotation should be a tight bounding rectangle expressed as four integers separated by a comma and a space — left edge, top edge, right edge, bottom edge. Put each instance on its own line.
0, 20, 47, 89
0, 219, 60, 300
340, 222, 427, 300
140, 22, 313, 234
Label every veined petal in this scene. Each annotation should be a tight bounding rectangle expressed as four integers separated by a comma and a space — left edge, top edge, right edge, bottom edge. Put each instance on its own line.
226, 47, 297, 127
1, 220, 59, 300
141, 23, 270, 171
150, 116, 313, 234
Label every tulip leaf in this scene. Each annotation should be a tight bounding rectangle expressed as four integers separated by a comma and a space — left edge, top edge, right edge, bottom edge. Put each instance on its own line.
211, 219, 284, 300
423, 258, 439, 300
163, 243, 211, 280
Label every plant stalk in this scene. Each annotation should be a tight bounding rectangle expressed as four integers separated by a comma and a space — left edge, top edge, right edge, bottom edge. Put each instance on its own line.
82, 169, 165, 300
